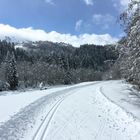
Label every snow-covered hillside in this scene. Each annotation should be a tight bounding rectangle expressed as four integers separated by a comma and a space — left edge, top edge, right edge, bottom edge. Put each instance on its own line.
0, 81, 140, 140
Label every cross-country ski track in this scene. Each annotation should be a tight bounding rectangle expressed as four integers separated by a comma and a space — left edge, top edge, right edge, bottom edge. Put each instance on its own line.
0, 80, 140, 140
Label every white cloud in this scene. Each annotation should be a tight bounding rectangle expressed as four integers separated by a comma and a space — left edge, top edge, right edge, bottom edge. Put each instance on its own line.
83, 0, 94, 5
45, 0, 54, 5
0, 24, 118, 47
92, 14, 103, 23
120, 0, 130, 8
92, 14, 115, 29
75, 20, 83, 31
112, 0, 131, 10
93, 14, 114, 24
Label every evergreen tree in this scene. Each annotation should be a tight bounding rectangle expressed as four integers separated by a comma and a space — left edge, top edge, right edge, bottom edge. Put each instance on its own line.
116, 0, 140, 86
5, 51, 18, 90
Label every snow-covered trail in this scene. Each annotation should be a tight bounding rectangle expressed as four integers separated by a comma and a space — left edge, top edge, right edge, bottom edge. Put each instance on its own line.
0, 81, 140, 140
42, 82, 140, 140
0, 82, 95, 140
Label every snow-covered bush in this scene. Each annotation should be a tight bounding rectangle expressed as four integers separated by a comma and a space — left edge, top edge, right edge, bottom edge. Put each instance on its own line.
0, 81, 9, 91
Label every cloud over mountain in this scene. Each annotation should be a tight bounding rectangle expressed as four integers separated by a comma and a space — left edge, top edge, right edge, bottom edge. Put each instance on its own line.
0, 24, 118, 47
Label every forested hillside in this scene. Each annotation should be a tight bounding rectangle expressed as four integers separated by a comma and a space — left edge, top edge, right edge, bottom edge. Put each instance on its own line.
0, 40, 118, 89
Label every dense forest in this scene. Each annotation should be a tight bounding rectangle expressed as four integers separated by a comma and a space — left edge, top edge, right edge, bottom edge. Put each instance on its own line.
0, 40, 118, 90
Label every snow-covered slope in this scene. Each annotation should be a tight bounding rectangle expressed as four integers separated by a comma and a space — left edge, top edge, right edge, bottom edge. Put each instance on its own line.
100, 80, 140, 120
0, 81, 140, 140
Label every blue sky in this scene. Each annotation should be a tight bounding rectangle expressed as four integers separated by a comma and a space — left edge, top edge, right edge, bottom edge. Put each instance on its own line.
0, 0, 130, 46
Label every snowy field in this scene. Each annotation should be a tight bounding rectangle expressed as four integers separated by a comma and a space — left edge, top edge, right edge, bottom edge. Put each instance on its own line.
0, 80, 140, 140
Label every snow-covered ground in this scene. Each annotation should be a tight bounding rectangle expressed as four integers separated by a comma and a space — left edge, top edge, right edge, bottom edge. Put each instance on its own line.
0, 80, 140, 140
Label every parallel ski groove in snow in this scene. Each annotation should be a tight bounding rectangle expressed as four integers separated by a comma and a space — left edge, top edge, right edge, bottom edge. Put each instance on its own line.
0, 83, 95, 140
32, 99, 61, 140
40, 97, 65, 140
32, 90, 77, 140
32, 83, 97, 140
4, 81, 139, 140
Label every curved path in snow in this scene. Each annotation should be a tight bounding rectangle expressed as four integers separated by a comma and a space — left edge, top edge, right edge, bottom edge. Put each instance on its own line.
0, 81, 140, 140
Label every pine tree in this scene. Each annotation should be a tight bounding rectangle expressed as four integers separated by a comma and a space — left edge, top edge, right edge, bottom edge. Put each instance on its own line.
5, 51, 18, 90
118, 0, 140, 86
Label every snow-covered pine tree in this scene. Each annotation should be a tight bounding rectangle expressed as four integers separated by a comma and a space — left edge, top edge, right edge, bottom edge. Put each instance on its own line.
118, 0, 140, 86
5, 51, 18, 90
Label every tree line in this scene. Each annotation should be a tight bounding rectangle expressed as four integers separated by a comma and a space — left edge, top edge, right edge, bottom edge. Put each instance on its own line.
0, 40, 118, 90
106, 0, 140, 88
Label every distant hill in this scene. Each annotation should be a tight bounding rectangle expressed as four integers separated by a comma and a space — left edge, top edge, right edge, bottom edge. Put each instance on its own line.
0, 39, 119, 86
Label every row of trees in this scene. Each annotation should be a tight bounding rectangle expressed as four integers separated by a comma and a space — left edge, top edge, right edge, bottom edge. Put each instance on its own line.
0, 40, 118, 90
108, 0, 140, 87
